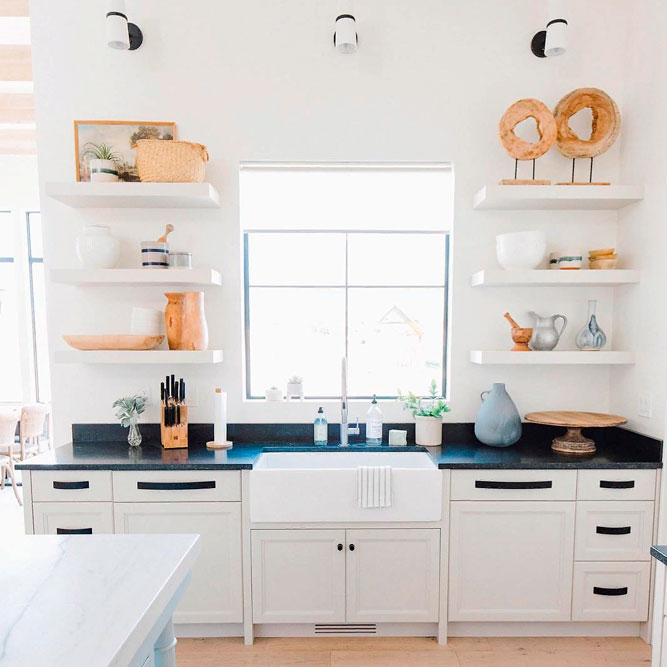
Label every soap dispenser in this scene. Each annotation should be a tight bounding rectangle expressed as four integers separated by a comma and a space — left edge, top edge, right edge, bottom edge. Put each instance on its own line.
366, 395, 383, 445
314, 407, 328, 445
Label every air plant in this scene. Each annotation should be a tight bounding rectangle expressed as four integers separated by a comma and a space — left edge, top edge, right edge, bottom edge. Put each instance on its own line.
397, 379, 451, 419
81, 142, 123, 163
287, 376, 303, 385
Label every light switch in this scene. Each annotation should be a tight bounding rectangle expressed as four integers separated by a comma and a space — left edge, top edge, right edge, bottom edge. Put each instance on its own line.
638, 393, 653, 419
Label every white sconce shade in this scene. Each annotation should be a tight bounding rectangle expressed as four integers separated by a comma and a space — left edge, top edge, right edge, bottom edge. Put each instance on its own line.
544, 0, 567, 57
334, 14, 358, 54
106, 0, 130, 50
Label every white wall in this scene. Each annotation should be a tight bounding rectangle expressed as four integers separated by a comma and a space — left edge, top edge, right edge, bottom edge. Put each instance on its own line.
29, 0, 636, 444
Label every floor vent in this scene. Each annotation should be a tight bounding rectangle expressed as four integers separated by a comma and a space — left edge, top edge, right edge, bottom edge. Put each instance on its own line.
314, 624, 377, 634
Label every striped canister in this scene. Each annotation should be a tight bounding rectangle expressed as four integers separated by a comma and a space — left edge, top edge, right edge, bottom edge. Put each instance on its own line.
140, 240, 169, 268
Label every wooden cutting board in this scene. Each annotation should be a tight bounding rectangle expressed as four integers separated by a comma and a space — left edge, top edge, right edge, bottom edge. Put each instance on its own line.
63, 334, 165, 351
525, 411, 627, 428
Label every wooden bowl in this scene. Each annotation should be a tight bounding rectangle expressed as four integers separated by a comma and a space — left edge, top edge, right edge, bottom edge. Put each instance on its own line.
589, 258, 618, 270
510, 327, 533, 352
63, 334, 165, 351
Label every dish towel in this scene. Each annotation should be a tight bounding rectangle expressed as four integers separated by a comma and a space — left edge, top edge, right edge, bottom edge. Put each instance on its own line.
357, 466, 392, 508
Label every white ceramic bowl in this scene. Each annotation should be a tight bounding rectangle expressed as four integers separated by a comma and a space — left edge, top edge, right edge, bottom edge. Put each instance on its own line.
496, 231, 547, 270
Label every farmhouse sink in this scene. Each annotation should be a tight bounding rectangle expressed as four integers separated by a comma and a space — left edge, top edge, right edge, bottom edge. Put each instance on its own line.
249, 451, 442, 523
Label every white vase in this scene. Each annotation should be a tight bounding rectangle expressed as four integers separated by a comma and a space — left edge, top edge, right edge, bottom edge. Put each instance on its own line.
415, 415, 443, 447
89, 158, 119, 182
286, 382, 303, 400
76, 225, 120, 269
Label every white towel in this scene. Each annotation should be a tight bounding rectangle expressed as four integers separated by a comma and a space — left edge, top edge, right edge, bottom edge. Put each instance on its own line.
357, 466, 392, 508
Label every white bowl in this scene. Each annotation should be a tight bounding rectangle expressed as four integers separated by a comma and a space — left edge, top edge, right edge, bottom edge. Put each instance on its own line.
496, 231, 547, 270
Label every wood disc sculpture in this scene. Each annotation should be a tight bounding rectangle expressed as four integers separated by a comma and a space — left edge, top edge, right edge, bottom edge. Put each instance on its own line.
553, 88, 621, 185
498, 98, 557, 184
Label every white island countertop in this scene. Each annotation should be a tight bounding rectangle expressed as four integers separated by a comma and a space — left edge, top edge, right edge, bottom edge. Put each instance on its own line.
0, 534, 200, 667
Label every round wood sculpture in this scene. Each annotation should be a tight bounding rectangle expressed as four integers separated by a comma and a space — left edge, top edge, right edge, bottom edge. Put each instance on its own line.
553, 88, 621, 158
499, 98, 557, 160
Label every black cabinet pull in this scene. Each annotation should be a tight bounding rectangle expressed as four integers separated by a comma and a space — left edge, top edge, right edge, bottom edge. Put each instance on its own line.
475, 480, 552, 490
599, 480, 635, 489
56, 527, 93, 535
53, 481, 90, 490
593, 586, 628, 596
349, 544, 355, 551
337, 543, 343, 551
596, 526, 632, 535
136, 481, 216, 491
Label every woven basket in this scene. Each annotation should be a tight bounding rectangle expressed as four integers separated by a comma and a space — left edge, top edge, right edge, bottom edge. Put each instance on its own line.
134, 140, 210, 183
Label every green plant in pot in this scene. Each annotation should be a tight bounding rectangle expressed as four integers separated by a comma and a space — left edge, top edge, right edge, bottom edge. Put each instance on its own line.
81, 142, 122, 182
397, 380, 450, 447
113, 394, 146, 447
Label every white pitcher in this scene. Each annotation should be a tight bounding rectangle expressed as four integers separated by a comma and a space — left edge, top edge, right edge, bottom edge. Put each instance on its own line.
529, 312, 567, 351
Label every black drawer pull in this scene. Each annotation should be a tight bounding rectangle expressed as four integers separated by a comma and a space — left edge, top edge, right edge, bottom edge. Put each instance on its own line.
337, 543, 343, 551
53, 481, 90, 490
600, 480, 635, 489
593, 586, 628, 596
349, 544, 355, 551
56, 527, 93, 535
596, 526, 632, 535
475, 480, 552, 490
137, 481, 216, 491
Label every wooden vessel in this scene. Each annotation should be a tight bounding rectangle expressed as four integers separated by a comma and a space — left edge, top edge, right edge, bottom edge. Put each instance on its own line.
63, 334, 164, 351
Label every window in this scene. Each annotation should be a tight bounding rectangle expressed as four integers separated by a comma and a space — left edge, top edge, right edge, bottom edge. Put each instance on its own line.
241, 164, 453, 400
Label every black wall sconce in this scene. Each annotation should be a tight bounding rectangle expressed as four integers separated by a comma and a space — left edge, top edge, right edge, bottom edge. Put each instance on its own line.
531, 0, 567, 58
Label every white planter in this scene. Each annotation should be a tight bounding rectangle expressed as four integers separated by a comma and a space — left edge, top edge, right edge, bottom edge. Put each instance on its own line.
76, 225, 120, 269
286, 382, 303, 400
265, 387, 283, 401
415, 416, 443, 447
89, 158, 119, 182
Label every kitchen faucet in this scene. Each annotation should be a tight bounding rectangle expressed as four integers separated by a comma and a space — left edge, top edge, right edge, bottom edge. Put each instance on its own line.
340, 357, 360, 447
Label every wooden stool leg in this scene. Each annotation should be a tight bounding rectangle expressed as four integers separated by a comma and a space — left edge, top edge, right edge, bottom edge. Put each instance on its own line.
5, 462, 21, 506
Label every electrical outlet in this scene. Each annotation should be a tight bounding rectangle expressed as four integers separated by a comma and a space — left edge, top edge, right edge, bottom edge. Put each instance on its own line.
638, 393, 653, 419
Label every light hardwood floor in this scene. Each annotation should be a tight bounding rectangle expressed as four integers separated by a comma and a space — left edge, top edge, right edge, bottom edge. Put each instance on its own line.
176, 636, 652, 666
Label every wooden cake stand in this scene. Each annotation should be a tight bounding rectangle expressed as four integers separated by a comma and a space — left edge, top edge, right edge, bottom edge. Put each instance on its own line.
524, 411, 627, 455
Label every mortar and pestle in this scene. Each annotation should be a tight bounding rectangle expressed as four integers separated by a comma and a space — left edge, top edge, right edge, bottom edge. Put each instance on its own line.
504, 312, 532, 352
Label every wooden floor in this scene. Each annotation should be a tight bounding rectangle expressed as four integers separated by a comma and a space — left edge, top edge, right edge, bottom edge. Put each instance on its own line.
176, 636, 651, 666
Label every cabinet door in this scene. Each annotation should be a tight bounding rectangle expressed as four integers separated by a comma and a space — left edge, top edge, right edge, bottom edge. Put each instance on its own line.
449, 501, 575, 622
346, 529, 440, 622
33, 502, 113, 535
251, 529, 346, 623
114, 502, 242, 624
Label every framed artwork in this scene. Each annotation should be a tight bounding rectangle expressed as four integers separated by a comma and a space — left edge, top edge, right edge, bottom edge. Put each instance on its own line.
74, 120, 177, 182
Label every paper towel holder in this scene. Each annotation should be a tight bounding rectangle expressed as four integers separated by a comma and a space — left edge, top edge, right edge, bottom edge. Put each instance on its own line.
206, 388, 234, 450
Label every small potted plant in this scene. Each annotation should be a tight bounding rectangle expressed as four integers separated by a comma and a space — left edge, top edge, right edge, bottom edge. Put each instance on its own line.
81, 142, 121, 182
286, 375, 304, 400
398, 380, 450, 448
113, 394, 146, 447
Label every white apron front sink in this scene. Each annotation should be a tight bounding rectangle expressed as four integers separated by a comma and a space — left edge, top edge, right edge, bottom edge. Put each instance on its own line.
249, 451, 442, 523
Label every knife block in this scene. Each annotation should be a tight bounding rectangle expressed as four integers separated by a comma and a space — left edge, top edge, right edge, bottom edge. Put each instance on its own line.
160, 404, 188, 449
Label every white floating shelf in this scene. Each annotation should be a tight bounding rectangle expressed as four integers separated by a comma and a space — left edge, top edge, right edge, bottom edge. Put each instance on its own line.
471, 269, 640, 287
45, 182, 221, 209
470, 350, 634, 365
55, 350, 223, 364
51, 268, 222, 287
473, 184, 644, 211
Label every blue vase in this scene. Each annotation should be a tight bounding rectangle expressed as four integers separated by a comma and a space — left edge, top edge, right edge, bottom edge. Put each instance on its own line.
474, 383, 522, 447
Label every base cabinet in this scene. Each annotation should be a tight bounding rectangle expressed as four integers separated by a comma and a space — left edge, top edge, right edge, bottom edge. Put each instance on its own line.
33, 502, 114, 535
114, 502, 243, 624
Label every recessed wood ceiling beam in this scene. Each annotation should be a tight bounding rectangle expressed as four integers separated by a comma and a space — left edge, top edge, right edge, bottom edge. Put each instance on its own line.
0, 91, 33, 121
1, 1, 29, 18
0, 44, 31, 80
0, 127, 35, 154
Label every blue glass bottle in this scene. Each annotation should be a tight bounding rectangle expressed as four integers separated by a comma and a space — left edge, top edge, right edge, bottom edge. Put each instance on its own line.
314, 407, 328, 445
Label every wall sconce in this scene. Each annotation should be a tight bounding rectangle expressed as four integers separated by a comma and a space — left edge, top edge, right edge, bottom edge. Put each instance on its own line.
531, 0, 567, 58
106, 0, 143, 51
334, 14, 358, 54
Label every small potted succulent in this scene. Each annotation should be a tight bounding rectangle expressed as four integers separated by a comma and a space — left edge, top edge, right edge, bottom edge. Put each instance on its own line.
81, 142, 122, 182
286, 375, 304, 400
397, 380, 450, 448
113, 394, 146, 447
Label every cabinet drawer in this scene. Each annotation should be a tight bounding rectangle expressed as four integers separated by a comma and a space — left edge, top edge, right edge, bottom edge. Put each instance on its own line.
577, 470, 656, 501
112, 471, 240, 502
575, 501, 654, 562
33, 502, 114, 535
31, 471, 112, 502
451, 470, 576, 501
572, 561, 650, 621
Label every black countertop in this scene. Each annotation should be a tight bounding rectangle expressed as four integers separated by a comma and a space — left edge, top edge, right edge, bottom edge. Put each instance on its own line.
651, 546, 667, 566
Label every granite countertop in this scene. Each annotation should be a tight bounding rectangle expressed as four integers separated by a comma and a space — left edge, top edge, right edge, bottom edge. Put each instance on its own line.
17, 437, 663, 471
651, 546, 667, 566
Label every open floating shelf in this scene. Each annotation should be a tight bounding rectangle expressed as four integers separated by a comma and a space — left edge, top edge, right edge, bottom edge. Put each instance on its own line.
471, 269, 640, 287
51, 268, 222, 287
45, 182, 221, 209
470, 351, 635, 365
473, 184, 644, 211
54, 350, 223, 364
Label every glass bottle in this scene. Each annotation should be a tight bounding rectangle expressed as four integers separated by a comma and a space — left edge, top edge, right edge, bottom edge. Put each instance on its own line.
366, 395, 383, 445
314, 407, 328, 445
576, 299, 607, 350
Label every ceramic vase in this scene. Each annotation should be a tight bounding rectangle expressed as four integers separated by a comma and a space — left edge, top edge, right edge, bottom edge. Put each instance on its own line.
89, 158, 119, 182
576, 299, 607, 350
76, 225, 120, 269
415, 415, 443, 448
474, 382, 522, 447
164, 291, 208, 351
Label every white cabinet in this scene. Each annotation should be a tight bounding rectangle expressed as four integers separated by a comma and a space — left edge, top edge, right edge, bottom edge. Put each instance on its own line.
251, 529, 346, 623
449, 501, 575, 622
33, 502, 114, 535
114, 502, 243, 624
346, 529, 440, 623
